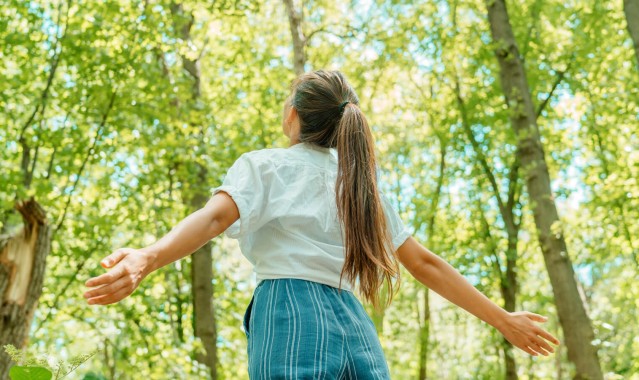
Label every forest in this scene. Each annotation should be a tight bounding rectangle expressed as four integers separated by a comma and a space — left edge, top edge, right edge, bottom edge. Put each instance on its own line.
1, 0, 638, 379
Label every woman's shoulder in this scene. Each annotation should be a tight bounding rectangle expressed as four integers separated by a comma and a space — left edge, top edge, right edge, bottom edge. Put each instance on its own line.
240, 144, 333, 169
237, 147, 291, 168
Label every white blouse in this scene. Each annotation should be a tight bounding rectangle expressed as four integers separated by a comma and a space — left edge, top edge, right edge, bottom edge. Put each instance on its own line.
213, 142, 412, 291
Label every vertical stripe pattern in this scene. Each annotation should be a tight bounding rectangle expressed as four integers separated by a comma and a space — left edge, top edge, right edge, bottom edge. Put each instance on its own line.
243, 279, 391, 379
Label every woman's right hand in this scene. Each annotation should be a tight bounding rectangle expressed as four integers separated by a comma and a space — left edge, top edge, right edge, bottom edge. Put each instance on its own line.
496, 311, 560, 356
83, 247, 156, 306
81, 193, 239, 307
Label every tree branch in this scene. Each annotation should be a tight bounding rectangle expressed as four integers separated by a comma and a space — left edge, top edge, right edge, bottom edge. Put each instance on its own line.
453, 78, 508, 218
535, 62, 571, 118
282, 0, 306, 76
18, 0, 70, 143
305, 24, 358, 43
475, 192, 506, 283
55, 89, 117, 234
505, 156, 519, 212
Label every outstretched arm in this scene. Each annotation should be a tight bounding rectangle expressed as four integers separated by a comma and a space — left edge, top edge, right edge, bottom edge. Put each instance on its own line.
83, 192, 239, 305
397, 236, 560, 356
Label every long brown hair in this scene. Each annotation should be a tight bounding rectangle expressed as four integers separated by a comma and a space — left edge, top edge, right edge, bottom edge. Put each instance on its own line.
290, 70, 400, 307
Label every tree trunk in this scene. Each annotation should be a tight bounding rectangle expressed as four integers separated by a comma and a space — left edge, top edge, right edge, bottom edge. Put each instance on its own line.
282, 0, 306, 76
625, 0, 639, 70
170, 3, 218, 378
417, 134, 446, 380
485, 1, 603, 379
456, 78, 521, 380
417, 289, 430, 380
191, 240, 218, 380
0, 199, 52, 380
188, 165, 218, 380
502, 240, 518, 380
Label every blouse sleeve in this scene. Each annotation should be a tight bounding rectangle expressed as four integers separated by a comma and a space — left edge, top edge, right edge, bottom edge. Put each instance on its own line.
380, 193, 412, 251
212, 153, 271, 239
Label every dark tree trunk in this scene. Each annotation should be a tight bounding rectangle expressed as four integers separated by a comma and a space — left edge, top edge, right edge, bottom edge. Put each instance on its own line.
485, 1, 603, 379
625, 0, 639, 70
502, 240, 518, 380
170, 3, 218, 378
0, 199, 52, 380
189, 165, 218, 380
417, 289, 430, 380
191, 240, 218, 380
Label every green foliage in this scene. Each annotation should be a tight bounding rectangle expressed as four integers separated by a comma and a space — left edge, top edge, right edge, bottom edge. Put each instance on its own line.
4, 345, 97, 380
1, 0, 637, 378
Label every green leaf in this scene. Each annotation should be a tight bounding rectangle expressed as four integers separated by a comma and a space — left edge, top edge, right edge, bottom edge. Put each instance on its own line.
8, 367, 52, 380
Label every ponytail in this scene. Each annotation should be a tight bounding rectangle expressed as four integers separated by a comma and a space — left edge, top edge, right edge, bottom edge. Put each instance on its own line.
335, 104, 399, 308
291, 70, 400, 308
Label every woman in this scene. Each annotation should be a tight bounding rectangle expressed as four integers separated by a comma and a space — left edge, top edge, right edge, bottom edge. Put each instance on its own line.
84, 70, 559, 379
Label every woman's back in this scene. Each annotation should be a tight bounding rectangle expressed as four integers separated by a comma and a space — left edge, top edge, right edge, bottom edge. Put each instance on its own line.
214, 142, 410, 291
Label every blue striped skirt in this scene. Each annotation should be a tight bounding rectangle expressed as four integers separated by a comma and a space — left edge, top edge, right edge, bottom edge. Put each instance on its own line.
243, 278, 391, 379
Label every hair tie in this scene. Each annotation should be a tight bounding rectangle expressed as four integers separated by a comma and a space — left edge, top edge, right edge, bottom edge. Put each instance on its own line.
339, 101, 350, 112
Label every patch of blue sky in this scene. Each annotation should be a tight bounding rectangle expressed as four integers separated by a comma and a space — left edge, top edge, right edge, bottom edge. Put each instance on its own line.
62, 73, 76, 88
162, 51, 178, 67
574, 264, 595, 287
47, 114, 68, 131
268, 57, 283, 69
275, 45, 291, 60
106, 149, 143, 192
31, 1, 66, 53
152, 4, 164, 14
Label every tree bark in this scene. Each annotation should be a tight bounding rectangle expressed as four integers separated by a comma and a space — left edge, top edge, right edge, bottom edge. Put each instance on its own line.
485, 1, 603, 379
282, 0, 306, 76
625, 0, 639, 70
417, 288, 430, 380
407, 78, 448, 378
0, 199, 52, 380
502, 238, 519, 380
170, 3, 218, 378
456, 78, 521, 380
417, 133, 446, 380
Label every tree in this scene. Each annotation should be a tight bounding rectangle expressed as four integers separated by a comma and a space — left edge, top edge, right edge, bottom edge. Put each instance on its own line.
624, 0, 639, 69
169, 3, 218, 378
0, 199, 51, 379
1, 0, 636, 377
485, 0, 603, 378
282, 0, 306, 76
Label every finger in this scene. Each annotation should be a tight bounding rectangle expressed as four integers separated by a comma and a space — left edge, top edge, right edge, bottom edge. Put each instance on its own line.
530, 342, 550, 356
84, 276, 130, 300
519, 344, 538, 356
88, 287, 131, 306
101, 248, 128, 268
536, 328, 561, 345
531, 345, 549, 356
525, 312, 548, 323
85, 265, 125, 287
531, 336, 555, 354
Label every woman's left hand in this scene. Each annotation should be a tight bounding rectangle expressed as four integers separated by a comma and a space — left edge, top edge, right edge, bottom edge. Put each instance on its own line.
496, 311, 560, 356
